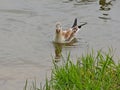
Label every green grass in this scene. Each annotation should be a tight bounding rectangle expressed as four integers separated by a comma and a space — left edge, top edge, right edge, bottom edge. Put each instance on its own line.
24, 49, 120, 90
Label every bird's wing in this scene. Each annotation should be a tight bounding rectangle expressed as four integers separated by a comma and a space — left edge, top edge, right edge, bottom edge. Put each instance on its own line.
72, 18, 77, 28
65, 30, 75, 41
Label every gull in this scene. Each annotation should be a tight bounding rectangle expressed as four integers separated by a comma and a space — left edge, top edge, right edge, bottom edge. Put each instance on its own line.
54, 18, 87, 43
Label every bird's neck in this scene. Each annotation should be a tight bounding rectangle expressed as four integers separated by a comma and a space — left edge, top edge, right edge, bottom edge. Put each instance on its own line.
55, 33, 65, 43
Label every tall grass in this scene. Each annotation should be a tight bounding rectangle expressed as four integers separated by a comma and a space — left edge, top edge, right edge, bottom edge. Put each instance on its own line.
24, 50, 120, 90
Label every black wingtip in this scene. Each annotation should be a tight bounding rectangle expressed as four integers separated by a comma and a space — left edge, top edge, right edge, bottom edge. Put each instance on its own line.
72, 18, 77, 28
78, 22, 87, 28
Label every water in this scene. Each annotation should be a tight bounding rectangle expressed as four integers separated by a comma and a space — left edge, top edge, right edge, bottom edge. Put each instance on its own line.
0, 0, 120, 90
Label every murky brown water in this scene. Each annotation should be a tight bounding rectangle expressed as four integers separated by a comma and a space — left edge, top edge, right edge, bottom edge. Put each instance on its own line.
0, 0, 120, 90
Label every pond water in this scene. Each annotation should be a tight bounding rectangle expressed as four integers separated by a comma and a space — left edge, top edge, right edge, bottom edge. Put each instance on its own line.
0, 0, 120, 90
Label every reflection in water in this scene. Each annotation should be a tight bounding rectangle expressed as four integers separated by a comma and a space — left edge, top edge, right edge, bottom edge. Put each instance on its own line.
54, 43, 62, 60
98, 15, 111, 22
99, 0, 112, 11
99, 0, 116, 21
53, 38, 78, 62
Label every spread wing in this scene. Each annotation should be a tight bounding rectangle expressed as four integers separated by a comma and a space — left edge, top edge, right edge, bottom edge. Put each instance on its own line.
72, 18, 77, 28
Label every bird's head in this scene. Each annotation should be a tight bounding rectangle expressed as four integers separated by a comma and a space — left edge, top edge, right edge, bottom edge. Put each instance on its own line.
56, 22, 62, 34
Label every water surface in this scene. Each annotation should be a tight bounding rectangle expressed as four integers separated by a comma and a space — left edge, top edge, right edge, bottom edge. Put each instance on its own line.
0, 0, 120, 90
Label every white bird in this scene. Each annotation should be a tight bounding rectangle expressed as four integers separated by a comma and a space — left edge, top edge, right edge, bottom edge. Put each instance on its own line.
54, 18, 87, 43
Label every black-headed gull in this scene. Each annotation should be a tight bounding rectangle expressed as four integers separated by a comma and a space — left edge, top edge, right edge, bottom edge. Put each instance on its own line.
54, 18, 87, 43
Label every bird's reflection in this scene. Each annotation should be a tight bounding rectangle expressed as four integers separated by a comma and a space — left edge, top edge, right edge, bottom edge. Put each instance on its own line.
54, 43, 62, 60
53, 38, 78, 62
98, 0, 116, 21
99, 0, 112, 11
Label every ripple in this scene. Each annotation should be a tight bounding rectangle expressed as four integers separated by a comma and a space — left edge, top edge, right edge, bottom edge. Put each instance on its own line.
0, 9, 36, 15
98, 16, 111, 20
6, 18, 26, 24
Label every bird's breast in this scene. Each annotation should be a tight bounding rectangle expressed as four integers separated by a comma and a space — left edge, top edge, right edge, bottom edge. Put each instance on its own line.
55, 34, 66, 43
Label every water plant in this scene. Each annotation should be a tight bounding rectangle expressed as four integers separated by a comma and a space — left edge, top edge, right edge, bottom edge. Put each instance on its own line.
24, 49, 120, 90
